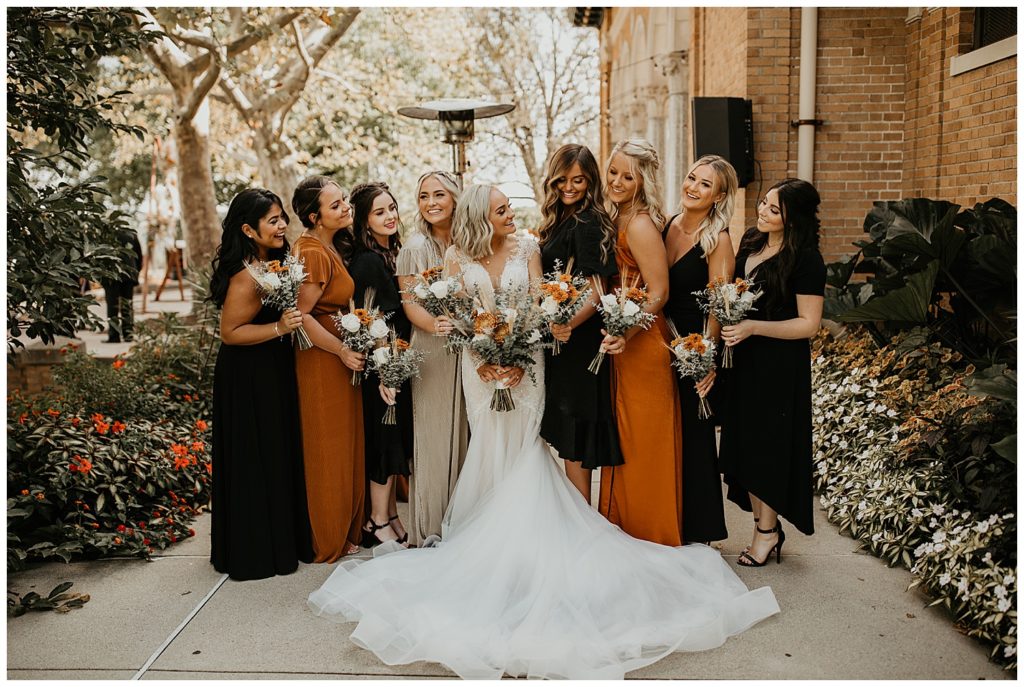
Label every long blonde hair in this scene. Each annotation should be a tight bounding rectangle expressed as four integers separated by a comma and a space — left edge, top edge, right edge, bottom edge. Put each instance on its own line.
604, 138, 666, 231
682, 154, 739, 258
538, 144, 616, 263
413, 170, 462, 258
452, 184, 496, 260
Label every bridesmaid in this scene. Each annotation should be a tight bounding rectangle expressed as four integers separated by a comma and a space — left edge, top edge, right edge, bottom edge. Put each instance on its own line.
597, 138, 685, 547
396, 171, 470, 546
662, 155, 738, 544
719, 178, 826, 566
209, 188, 313, 580
348, 182, 413, 547
537, 144, 622, 503
292, 176, 366, 562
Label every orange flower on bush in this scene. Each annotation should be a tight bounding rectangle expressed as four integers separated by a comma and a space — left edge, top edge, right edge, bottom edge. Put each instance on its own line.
18, 413, 27, 425
170, 443, 189, 457
71, 416, 81, 427
173, 456, 191, 470
540, 282, 571, 303
91, 412, 105, 423
196, 419, 209, 432
94, 420, 110, 435
191, 441, 205, 453
205, 462, 213, 475
68, 455, 93, 474
46, 408, 60, 417
19, 489, 28, 496
112, 359, 126, 370
183, 394, 193, 403
111, 420, 126, 434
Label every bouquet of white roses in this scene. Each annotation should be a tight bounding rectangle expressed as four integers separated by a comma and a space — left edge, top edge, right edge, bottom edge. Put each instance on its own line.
664, 319, 717, 420
693, 276, 761, 368
331, 288, 390, 386
538, 258, 592, 356
587, 268, 657, 374
367, 327, 426, 425
245, 255, 313, 350
446, 285, 547, 412
403, 265, 471, 321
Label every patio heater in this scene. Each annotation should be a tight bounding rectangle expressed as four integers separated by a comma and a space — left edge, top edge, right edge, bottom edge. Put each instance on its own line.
397, 99, 515, 189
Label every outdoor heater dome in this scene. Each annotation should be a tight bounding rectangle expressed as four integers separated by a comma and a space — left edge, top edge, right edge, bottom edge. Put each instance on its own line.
398, 98, 515, 188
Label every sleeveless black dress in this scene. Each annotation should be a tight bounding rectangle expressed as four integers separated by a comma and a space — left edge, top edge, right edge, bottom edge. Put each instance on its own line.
662, 217, 729, 543
211, 303, 314, 580
718, 232, 826, 535
350, 248, 413, 486
539, 208, 623, 469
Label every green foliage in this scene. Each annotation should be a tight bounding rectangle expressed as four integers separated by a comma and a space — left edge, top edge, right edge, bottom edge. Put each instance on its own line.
825, 198, 1016, 363
6, 8, 159, 352
8, 582, 90, 617
812, 327, 1016, 667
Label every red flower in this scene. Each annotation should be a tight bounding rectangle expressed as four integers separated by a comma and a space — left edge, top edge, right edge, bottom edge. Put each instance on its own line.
91, 522, 100, 529
19, 489, 28, 496
69, 455, 92, 474
71, 417, 81, 427
195, 419, 209, 432
183, 394, 193, 403
116, 524, 126, 533
46, 408, 60, 417
18, 413, 27, 425
91, 412, 104, 423
112, 359, 126, 370
111, 421, 126, 434
205, 462, 213, 475
143, 538, 151, 546
138, 521, 147, 529
188, 528, 196, 537
173, 456, 190, 470
191, 441, 205, 453
170, 535, 178, 543
94, 420, 110, 434
170, 443, 189, 457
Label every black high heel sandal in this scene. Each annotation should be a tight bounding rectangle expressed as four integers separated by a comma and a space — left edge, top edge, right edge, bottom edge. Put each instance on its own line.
737, 522, 785, 567
362, 518, 396, 548
388, 514, 409, 546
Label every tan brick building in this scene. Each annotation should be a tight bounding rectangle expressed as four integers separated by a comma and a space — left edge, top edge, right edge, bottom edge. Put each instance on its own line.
573, 7, 1017, 261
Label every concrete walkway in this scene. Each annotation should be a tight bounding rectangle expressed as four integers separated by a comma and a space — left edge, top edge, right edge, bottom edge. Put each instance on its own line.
7, 493, 1011, 680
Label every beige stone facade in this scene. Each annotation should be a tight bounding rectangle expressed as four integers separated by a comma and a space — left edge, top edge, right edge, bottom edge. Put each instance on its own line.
582, 7, 1017, 262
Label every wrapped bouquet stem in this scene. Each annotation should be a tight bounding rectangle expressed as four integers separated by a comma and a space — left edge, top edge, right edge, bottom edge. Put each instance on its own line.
588, 268, 657, 374
246, 256, 313, 350
693, 277, 762, 368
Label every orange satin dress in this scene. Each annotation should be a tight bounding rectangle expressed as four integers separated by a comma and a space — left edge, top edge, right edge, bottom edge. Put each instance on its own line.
598, 226, 685, 546
293, 236, 365, 563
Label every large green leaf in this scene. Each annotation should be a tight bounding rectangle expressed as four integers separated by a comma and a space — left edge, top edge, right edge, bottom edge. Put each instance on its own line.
876, 199, 965, 270
990, 434, 1016, 463
837, 260, 939, 323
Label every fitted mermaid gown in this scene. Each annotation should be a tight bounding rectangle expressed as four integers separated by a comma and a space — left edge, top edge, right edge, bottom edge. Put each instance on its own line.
308, 236, 780, 679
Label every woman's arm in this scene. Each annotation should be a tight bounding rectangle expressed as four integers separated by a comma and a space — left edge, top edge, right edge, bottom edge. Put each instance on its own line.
220, 270, 301, 345
399, 274, 452, 335
296, 280, 365, 371
721, 294, 824, 344
704, 233, 736, 341
622, 214, 669, 339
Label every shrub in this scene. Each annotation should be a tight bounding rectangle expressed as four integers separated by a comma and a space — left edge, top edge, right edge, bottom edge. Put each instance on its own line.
7, 400, 211, 570
812, 327, 1016, 668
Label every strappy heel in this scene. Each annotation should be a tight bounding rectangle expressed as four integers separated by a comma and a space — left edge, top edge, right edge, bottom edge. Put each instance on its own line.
362, 518, 396, 548
388, 514, 409, 546
737, 522, 785, 567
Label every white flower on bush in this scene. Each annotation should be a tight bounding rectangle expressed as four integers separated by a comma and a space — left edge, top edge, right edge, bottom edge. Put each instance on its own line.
933, 504, 945, 515
339, 313, 361, 332
414, 283, 430, 299
540, 297, 559, 316
371, 346, 391, 366
1004, 574, 1015, 586
975, 521, 990, 534
956, 578, 970, 596
938, 573, 951, 586
932, 531, 947, 543
911, 508, 923, 518
871, 533, 883, 543
428, 280, 450, 299
993, 585, 1008, 600
600, 293, 617, 309
1005, 645, 1016, 658
369, 318, 389, 339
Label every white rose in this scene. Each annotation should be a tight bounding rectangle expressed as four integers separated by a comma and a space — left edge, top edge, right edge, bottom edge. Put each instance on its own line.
526, 329, 542, 344
600, 293, 618, 309
369, 318, 390, 339
339, 313, 361, 333
288, 262, 305, 281
414, 284, 430, 299
540, 297, 559, 316
263, 272, 282, 290
559, 282, 569, 291
428, 280, 450, 299
739, 290, 755, 305
723, 283, 737, 299
622, 300, 640, 317
371, 346, 391, 366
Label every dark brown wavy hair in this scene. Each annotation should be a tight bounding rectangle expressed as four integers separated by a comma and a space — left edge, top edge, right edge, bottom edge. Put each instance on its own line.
537, 144, 616, 263
291, 175, 356, 265
350, 181, 402, 273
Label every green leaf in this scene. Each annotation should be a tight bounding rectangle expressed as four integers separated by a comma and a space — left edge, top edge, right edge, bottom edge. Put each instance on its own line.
990, 434, 1016, 463
838, 261, 939, 323
48, 582, 73, 598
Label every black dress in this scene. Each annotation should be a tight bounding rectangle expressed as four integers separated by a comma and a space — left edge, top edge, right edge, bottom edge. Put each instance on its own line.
350, 248, 413, 486
539, 208, 623, 470
718, 233, 826, 535
662, 218, 729, 543
211, 303, 314, 581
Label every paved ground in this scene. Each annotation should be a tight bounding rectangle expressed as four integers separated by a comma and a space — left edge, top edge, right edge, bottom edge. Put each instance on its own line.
6, 286, 1012, 680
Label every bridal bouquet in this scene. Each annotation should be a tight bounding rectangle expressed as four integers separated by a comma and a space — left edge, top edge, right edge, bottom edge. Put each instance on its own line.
693, 277, 761, 368
245, 255, 313, 350
664, 320, 717, 420
587, 268, 657, 374
446, 286, 547, 412
331, 288, 390, 386
538, 258, 591, 356
368, 328, 425, 425
403, 265, 470, 320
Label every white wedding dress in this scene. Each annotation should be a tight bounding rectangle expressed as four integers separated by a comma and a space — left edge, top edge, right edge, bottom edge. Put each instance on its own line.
308, 237, 780, 679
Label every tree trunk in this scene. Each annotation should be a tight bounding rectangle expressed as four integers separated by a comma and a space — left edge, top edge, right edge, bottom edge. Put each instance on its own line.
252, 125, 302, 239
174, 110, 220, 271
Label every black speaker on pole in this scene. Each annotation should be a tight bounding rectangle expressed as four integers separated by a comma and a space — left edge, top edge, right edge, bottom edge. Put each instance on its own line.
691, 97, 754, 187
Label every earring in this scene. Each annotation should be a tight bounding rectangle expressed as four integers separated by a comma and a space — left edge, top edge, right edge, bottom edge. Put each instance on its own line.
710, 202, 717, 214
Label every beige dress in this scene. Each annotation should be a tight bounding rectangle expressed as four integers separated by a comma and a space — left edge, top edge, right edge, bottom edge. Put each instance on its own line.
396, 231, 470, 545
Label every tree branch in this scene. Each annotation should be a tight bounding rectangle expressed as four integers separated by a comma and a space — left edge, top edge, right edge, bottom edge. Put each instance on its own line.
183, 9, 301, 77
180, 48, 222, 122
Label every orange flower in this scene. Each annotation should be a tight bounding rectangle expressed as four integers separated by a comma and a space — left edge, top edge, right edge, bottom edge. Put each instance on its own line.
69, 455, 92, 474
19, 489, 28, 496
111, 421, 126, 434
91, 412, 105, 423
493, 322, 511, 345
183, 394, 193, 403
353, 308, 372, 325
36, 493, 45, 500
682, 333, 708, 355
421, 266, 444, 280
395, 339, 410, 351
734, 278, 749, 294
71, 417, 81, 427
625, 287, 647, 304
94, 421, 110, 435
473, 311, 498, 334
195, 419, 209, 432
114, 537, 123, 545
191, 441, 205, 453
173, 456, 190, 470
112, 359, 126, 370
266, 260, 288, 273
46, 408, 60, 417
541, 283, 570, 303
670, 336, 685, 349
558, 273, 573, 283
205, 462, 213, 475
18, 413, 27, 425
170, 443, 189, 457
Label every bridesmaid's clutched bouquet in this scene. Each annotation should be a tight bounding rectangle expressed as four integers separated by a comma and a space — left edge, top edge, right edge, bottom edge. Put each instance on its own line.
403, 265, 471, 321
587, 268, 657, 375
446, 286, 547, 412
368, 327, 425, 425
538, 258, 591, 356
332, 287, 390, 386
245, 255, 313, 350
693, 277, 761, 368
664, 320, 717, 420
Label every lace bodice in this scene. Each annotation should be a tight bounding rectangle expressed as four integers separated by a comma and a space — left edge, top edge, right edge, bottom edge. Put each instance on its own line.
446, 235, 545, 427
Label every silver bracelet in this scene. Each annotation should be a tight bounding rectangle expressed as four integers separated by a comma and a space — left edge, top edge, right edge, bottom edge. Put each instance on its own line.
274, 322, 281, 337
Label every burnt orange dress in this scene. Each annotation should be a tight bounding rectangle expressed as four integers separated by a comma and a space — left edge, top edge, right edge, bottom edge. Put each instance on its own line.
598, 226, 685, 546
293, 235, 365, 563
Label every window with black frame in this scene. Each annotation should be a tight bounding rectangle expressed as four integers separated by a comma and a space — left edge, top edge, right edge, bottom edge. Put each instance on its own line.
973, 7, 1016, 50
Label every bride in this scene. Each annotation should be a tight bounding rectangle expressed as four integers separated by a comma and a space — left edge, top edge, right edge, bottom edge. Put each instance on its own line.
308, 184, 780, 680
